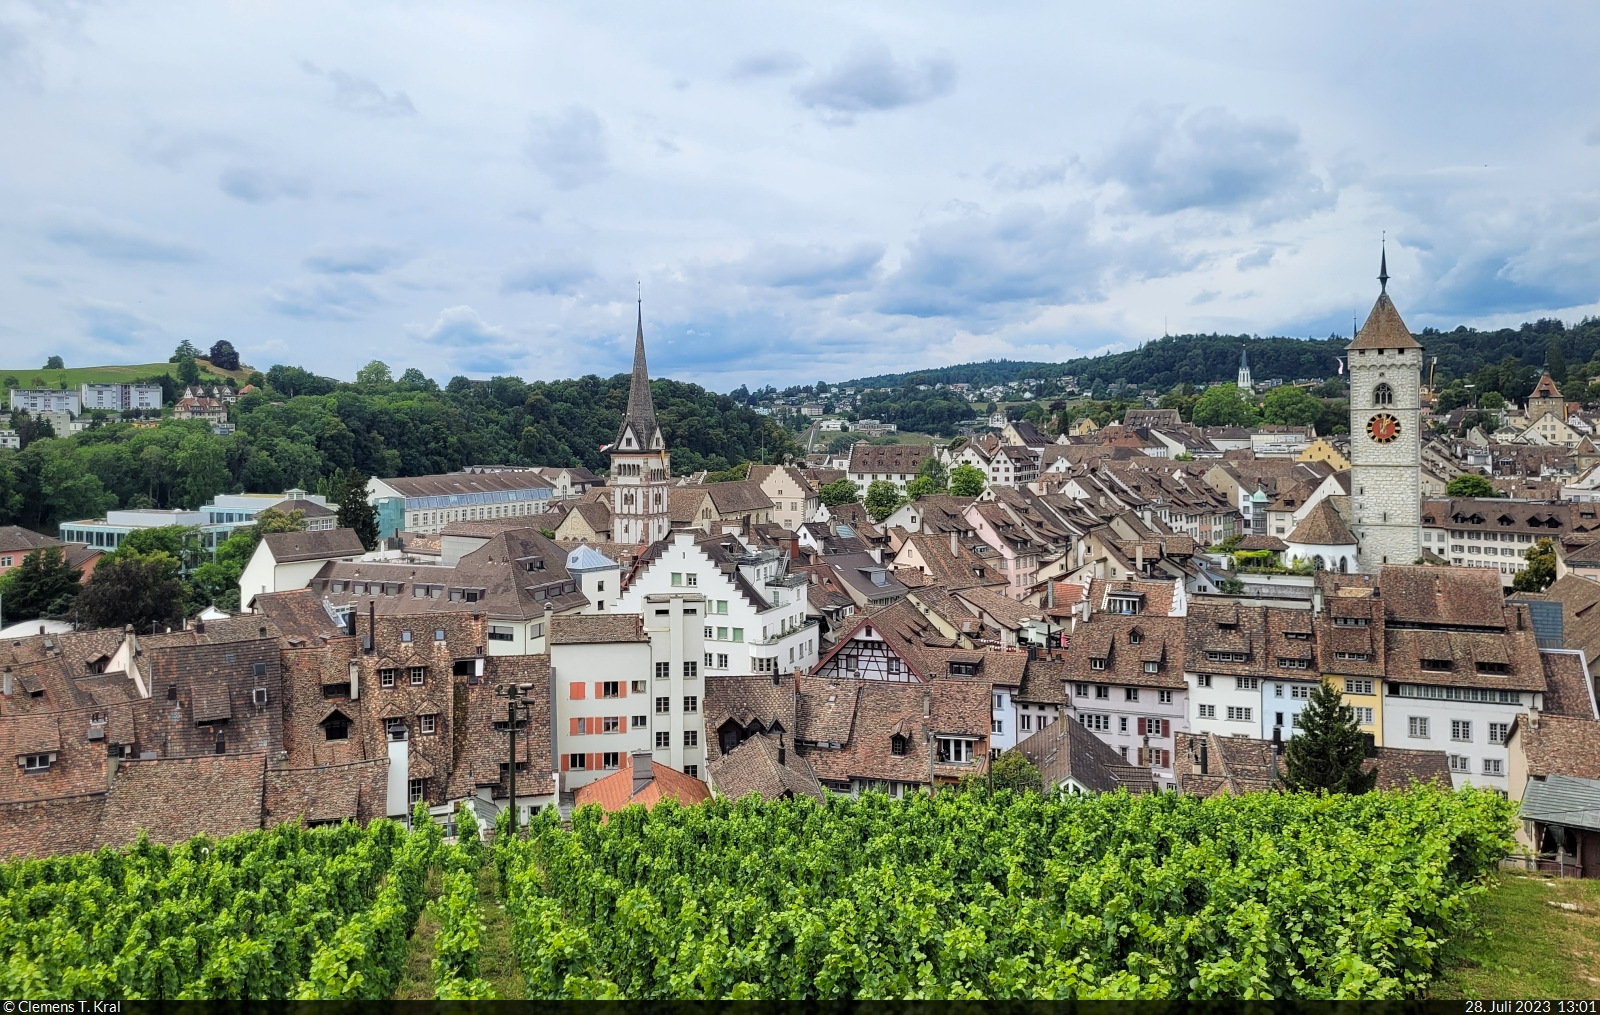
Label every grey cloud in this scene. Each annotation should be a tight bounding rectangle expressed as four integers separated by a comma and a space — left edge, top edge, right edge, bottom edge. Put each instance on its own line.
265, 276, 384, 319
985, 161, 1072, 192
526, 106, 609, 190
1189, 290, 1220, 305
303, 244, 409, 275
44, 208, 201, 263
414, 306, 523, 373
1095, 106, 1333, 223
1236, 246, 1275, 270
77, 300, 164, 346
793, 41, 955, 124
876, 203, 1103, 319
133, 127, 240, 170
501, 253, 597, 295
730, 50, 805, 79
736, 241, 885, 292
219, 166, 311, 203
301, 61, 417, 117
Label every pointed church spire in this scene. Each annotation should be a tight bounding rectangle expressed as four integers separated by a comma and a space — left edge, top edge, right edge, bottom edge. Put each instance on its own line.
617, 299, 660, 450
1378, 235, 1389, 292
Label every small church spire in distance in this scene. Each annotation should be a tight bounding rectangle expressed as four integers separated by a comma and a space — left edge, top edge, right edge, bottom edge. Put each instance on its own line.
1378, 233, 1389, 292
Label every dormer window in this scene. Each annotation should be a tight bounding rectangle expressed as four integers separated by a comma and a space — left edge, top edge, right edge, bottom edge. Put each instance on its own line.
890, 734, 908, 756
1421, 658, 1452, 672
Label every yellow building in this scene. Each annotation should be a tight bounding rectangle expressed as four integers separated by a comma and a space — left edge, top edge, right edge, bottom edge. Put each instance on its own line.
1297, 437, 1351, 471
1334, 674, 1384, 746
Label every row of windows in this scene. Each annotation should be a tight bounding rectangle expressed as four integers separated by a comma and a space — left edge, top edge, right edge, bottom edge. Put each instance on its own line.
704, 626, 746, 642
1072, 684, 1174, 704
1448, 755, 1505, 776
652, 662, 700, 679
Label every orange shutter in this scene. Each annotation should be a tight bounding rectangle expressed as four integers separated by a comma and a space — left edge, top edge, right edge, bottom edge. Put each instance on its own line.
569, 717, 579, 736
1161, 719, 1171, 738
569, 682, 585, 700
619, 716, 628, 732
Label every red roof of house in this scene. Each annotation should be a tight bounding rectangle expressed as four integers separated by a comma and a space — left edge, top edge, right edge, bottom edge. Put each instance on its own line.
572, 755, 711, 812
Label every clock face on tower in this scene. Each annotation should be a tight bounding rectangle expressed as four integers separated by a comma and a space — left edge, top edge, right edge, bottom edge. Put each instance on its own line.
1367, 412, 1400, 444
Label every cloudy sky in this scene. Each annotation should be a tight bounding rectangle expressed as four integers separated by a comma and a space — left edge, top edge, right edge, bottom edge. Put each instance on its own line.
4, 2, 1599, 390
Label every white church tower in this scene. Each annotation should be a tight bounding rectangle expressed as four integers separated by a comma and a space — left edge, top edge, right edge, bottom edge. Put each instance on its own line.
610, 302, 671, 546
1348, 248, 1423, 570
1237, 348, 1252, 390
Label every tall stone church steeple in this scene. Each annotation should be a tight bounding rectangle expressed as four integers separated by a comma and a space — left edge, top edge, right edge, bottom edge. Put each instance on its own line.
1348, 248, 1423, 571
611, 302, 671, 545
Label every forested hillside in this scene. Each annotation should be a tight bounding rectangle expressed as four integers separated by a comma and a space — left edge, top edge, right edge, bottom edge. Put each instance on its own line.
841, 316, 1600, 398
0, 365, 796, 534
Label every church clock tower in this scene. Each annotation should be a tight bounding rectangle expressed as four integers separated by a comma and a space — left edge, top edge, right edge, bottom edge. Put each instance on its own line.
1348, 248, 1423, 571
611, 303, 671, 546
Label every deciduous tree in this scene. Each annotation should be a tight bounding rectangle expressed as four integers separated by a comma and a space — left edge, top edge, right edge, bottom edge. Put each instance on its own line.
948, 463, 985, 498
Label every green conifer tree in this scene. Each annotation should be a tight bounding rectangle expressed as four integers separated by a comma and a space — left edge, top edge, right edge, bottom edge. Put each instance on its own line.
1282, 678, 1378, 794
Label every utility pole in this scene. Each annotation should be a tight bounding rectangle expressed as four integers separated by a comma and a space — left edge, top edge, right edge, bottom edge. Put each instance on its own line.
498, 683, 530, 837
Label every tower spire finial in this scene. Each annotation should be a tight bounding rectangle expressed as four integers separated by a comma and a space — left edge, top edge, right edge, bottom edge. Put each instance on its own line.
1378, 232, 1389, 292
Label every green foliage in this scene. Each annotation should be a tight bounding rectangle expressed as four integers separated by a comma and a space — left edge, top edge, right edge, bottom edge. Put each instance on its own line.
704, 461, 751, 483
355, 361, 393, 388
1261, 385, 1325, 427
1478, 390, 1506, 412
862, 480, 903, 522
0, 365, 798, 535
176, 355, 201, 387
825, 434, 858, 455
208, 341, 240, 372
904, 476, 937, 500
328, 469, 379, 550
817, 478, 861, 507
987, 751, 1042, 794
0, 545, 83, 621
1282, 680, 1379, 794
1512, 538, 1557, 593
1218, 576, 1246, 595
1445, 474, 1497, 498
1209, 533, 1245, 553
915, 454, 947, 490
948, 463, 985, 498
76, 551, 186, 631
0, 816, 440, 999
432, 806, 497, 1000
254, 507, 308, 539
853, 384, 976, 437
1191, 383, 1261, 427
44, 356, 64, 370
496, 786, 1514, 999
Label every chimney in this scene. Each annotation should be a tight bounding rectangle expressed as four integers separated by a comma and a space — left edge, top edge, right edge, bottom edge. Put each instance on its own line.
365, 601, 375, 654
778, 733, 786, 766
950, 530, 959, 558
631, 751, 653, 795
922, 688, 931, 718
1136, 543, 1143, 574
1199, 737, 1209, 775
194, 618, 205, 635
2, 667, 10, 696
1047, 582, 1055, 609
1271, 725, 1283, 755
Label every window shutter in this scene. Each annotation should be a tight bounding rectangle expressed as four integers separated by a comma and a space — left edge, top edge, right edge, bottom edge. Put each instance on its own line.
1137, 717, 1147, 736
619, 716, 628, 732
561, 755, 569, 771
594, 682, 603, 697
569, 681, 585, 700
589, 754, 599, 771
569, 718, 579, 736
619, 681, 627, 697
1162, 749, 1171, 768
1162, 719, 1170, 738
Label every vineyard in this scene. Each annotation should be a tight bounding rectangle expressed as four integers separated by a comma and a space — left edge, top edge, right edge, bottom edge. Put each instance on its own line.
0, 786, 1518, 1000
494, 787, 1517, 1000
0, 805, 440, 999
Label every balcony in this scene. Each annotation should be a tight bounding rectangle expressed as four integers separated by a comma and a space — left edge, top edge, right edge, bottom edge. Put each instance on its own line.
747, 618, 818, 647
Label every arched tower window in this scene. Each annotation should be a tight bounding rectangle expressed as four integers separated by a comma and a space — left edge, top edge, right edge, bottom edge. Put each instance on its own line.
1373, 383, 1393, 406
